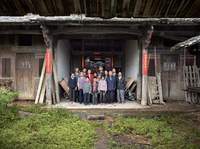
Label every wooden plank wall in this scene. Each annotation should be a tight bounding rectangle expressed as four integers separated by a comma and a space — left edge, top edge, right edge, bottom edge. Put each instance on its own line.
0, 35, 45, 99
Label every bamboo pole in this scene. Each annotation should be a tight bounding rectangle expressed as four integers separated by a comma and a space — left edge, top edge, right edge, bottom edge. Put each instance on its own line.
35, 57, 46, 104
39, 77, 46, 104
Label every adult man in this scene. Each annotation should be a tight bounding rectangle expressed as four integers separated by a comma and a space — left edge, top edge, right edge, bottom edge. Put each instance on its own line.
117, 72, 125, 103
106, 71, 116, 103
112, 68, 117, 102
68, 73, 77, 102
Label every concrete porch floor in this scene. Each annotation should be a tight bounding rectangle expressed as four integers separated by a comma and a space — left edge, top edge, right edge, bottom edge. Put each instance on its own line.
48, 100, 200, 114
50, 101, 147, 110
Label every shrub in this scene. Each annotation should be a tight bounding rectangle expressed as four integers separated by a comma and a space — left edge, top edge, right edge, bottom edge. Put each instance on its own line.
0, 87, 18, 106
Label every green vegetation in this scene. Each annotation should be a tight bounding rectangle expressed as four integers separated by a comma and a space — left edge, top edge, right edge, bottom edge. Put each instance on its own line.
0, 88, 200, 149
0, 88, 96, 149
106, 115, 200, 149
0, 87, 17, 106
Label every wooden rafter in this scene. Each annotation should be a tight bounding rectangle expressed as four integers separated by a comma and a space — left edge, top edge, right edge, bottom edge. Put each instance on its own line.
0, 0, 199, 17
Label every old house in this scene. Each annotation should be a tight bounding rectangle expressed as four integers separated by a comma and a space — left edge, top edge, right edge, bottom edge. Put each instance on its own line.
0, 0, 200, 105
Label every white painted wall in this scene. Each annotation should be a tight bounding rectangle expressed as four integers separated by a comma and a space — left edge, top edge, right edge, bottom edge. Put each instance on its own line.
55, 40, 71, 81
124, 40, 139, 80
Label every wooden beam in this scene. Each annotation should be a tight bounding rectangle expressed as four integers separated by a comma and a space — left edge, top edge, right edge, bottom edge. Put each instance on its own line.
56, 34, 139, 40
52, 27, 142, 36
0, 30, 41, 34
171, 34, 200, 51
1, 15, 200, 25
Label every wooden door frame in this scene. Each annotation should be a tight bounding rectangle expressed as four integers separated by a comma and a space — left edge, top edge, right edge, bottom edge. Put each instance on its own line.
15, 53, 35, 100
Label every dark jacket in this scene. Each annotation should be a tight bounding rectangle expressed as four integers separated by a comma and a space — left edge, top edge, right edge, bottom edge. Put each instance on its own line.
68, 77, 77, 89
106, 76, 116, 91
117, 77, 125, 90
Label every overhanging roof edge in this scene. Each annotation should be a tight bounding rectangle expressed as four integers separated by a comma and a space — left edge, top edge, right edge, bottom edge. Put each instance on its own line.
0, 14, 200, 25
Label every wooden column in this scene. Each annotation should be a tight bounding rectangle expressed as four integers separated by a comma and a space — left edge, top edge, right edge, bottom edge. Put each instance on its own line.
141, 48, 148, 105
41, 25, 53, 105
45, 41, 53, 105
141, 26, 154, 106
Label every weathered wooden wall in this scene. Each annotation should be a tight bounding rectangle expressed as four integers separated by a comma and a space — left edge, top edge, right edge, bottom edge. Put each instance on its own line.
0, 35, 45, 99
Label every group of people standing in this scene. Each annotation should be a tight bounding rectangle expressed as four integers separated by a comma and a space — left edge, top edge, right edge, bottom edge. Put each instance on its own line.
68, 66, 126, 105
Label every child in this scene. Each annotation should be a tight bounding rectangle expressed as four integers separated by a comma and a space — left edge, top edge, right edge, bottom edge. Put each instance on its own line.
83, 77, 92, 105
68, 73, 77, 102
98, 76, 107, 103
117, 72, 125, 103
92, 77, 98, 104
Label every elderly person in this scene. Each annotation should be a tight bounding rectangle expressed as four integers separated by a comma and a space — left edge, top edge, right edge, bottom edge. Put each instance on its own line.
77, 72, 85, 103
106, 71, 117, 103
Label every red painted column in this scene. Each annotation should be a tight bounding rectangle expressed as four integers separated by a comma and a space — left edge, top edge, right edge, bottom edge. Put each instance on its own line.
141, 48, 148, 106
142, 49, 148, 76
45, 48, 53, 105
45, 48, 53, 74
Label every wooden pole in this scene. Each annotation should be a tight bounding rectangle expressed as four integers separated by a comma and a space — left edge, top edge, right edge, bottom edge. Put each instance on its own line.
39, 76, 46, 104
53, 60, 60, 103
35, 57, 46, 104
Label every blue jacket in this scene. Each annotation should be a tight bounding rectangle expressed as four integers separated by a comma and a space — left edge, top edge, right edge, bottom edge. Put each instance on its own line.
68, 77, 77, 89
106, 76, 116, 91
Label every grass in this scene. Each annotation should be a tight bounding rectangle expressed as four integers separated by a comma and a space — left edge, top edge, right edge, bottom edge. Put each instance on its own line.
0, 109, 96, 149
0, 88, 200, 149
0, 88, 96, 149
106, 114, 200, 149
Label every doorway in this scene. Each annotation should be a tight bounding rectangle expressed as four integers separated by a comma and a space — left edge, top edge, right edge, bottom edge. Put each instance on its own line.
16, 53, 35, 99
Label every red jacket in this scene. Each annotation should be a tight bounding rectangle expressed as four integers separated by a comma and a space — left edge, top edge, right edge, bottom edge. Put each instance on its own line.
87, 73, 94, 83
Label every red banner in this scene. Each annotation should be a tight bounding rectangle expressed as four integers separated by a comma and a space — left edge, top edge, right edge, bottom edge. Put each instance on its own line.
142, 49, 148, 76
45, 49, 52, 74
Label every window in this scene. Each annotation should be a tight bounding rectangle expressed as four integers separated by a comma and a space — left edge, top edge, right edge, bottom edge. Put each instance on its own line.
18, 35, 32, 46
2, 58, 11, 77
